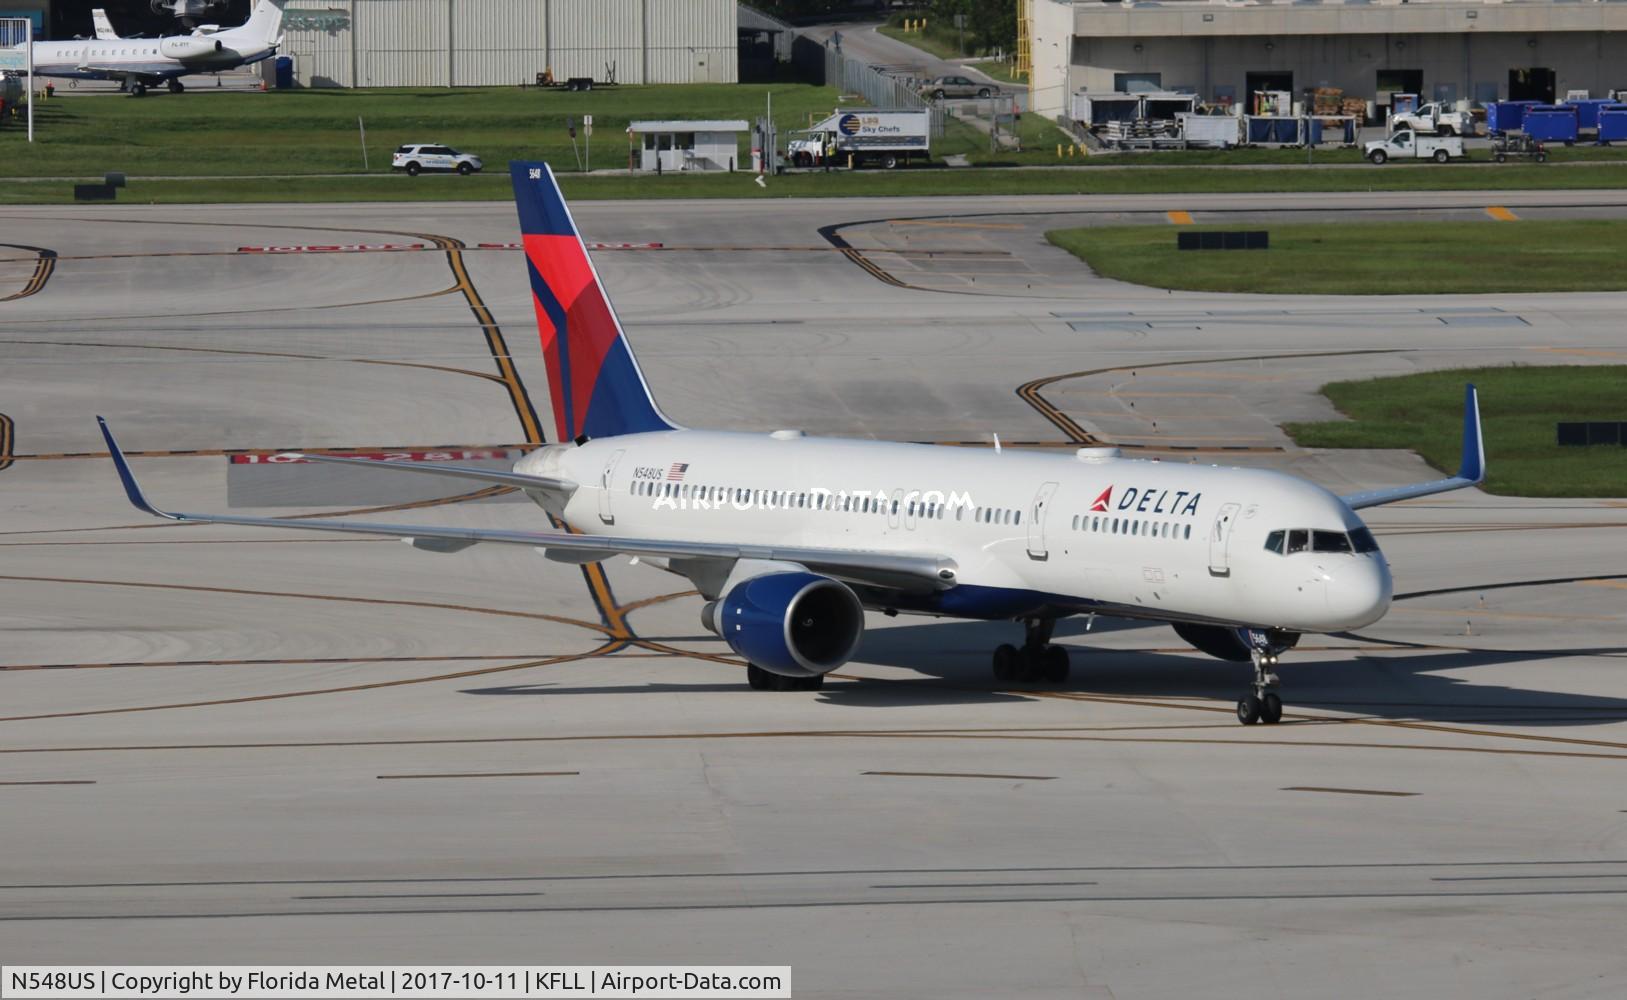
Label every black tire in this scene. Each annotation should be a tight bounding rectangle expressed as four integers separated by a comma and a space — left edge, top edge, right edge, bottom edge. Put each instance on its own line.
746, 663, 771, 690
977, 87, 991, 99
582, 80, 593, 91
1260, 692, 1283, 724
406, 162, 421, 176
457, 162, 472, 176
167, 79, 184, 94
1437, 125, 1454, 137
1041, 645, 1070, 684
1494, 152, 1507, 163
793, 151, 810, 168
130, 82, 147, 98
992, 644, 1018, 682
1237, 695, 1262, 725
882, 153, 899, 169
799, 674, 825, 691
1368, 149, 1387, 165
1433, 148, 1450, 163
933, 89, 945, 101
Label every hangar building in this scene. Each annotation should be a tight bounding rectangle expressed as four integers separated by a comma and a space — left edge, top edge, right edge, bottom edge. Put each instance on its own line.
279, 0, 737, 89
1029, 0, 1627, 117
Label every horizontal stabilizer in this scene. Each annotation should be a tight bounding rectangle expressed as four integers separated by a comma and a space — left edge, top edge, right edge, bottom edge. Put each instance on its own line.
291, 452, 577, 501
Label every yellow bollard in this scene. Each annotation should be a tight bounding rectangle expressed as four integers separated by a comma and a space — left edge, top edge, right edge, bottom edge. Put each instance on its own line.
1056, 143, 1063, 158
1074, 144, 1084, 158
847, 152, 854, 170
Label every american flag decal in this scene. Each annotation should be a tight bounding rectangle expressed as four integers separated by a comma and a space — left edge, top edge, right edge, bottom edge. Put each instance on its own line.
667, 462, 689, 481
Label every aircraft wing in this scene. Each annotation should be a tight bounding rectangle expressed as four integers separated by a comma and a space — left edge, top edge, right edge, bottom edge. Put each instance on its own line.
288, 452, 578, 508
77, 64, 182, 83
98, 419, 957, 593
1340, 384, 1485, 510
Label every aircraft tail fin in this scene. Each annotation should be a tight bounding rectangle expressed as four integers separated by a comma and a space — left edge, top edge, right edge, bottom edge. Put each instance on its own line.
241, 0, 283, 45
509, 161, 677, 442
92, 9, 120, 40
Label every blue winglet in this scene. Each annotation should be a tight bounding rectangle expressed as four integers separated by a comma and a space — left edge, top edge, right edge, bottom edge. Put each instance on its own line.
1456, 384, 1485, 484
96, 417, 176, 520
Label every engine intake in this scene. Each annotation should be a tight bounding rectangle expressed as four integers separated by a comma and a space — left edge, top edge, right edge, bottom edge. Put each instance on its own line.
711, 572, 863, 677
160, 36, 223, 60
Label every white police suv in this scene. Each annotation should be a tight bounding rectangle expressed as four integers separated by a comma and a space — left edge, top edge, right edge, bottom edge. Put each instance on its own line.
391, 144, 484, 176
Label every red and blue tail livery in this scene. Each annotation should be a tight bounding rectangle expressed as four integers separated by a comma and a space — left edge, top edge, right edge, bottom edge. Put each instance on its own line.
511, 161, 676, 442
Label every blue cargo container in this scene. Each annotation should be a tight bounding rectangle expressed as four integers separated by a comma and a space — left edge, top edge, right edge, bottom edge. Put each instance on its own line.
1523, 106, 1579, 143
1565, 98, 1615, 131
1246, 116, 1302, 144
1486, 101, 1539, 135
1598, 106, 1627, 144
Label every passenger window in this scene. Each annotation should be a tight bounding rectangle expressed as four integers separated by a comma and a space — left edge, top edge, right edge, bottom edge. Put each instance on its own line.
1287, 529, 1309, 554
1183, 524, 1191, 539
1264, 530, 1285, 554
1313, 530, 1353, 553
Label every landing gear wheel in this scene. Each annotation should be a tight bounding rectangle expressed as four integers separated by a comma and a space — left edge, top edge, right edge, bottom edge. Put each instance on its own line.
1237, 646, 1283, 725
130, 82, 147, 98
1260, 692, 1283, 725
167, 78, 184, 94
1040, 645, 1070, 683
1237, 695, 1262, 725
746, 663, 773, 690
992, 644, 1018, 682
800, 674, 825, 691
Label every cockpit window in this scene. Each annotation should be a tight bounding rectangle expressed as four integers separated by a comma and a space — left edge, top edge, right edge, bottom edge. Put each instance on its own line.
1264, 530, 1285, 554
1286, 529, 1309, 554
1349, 527, 1379, 553
1313, 530, 1353, 553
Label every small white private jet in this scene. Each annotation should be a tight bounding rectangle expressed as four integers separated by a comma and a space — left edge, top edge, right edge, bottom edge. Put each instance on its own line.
21, 0, 281, 95
100, 162, 1487, 725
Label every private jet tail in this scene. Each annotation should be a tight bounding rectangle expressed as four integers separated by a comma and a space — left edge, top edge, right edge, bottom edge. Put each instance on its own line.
92, 8, 120, 40
233, 0, 283, 45
511, 161, 677, 442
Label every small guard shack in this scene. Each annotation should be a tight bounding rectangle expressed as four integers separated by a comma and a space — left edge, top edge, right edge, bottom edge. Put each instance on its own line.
628, 119, 749, 172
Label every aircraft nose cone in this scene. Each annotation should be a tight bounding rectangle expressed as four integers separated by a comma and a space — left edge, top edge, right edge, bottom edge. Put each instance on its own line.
1326, 556, 1392, 629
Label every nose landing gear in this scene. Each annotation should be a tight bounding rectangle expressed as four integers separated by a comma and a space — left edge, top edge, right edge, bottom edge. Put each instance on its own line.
1237, 648, 1283, 725
991, 618, 1071, 684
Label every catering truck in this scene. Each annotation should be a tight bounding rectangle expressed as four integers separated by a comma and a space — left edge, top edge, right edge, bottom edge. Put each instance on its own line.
786, 109, 931, 169
1365, 130, 1466, 164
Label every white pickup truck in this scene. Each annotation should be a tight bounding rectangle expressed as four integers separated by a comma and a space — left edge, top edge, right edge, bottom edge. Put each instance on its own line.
1365, 130, 1466, 164
1391, 102, 1472, 137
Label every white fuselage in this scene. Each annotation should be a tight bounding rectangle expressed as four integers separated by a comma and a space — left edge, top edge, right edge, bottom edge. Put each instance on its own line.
517, 430, 1393, 634
21, 30, 274, 82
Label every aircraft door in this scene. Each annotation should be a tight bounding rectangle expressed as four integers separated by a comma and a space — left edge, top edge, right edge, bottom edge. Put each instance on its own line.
1208, 502, 1241, 576
1026, 481, 1060, 560
598, 449, 625, 524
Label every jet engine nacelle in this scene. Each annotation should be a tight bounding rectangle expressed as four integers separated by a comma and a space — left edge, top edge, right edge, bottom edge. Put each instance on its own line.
705, 572, 863, 678
159, 36, 222, 59
1173, 624, 1299, 662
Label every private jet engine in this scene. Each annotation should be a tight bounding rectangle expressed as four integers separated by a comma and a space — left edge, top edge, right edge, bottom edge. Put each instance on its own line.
702, 572, 864, 690
1172, 623, 1300, 662
159, 35, 222, 59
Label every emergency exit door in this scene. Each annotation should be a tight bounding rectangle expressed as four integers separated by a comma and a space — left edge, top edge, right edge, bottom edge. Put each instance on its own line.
1208, 502, 1240, 576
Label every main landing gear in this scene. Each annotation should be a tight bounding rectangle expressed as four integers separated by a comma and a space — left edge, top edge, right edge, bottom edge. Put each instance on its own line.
1236, 647, 1284, 725
991, 618, 1070, 684
745, 663, 824, 692
167, 79, 185, 94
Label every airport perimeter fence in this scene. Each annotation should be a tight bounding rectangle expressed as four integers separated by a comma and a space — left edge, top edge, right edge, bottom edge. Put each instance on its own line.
821, 44, 946, 138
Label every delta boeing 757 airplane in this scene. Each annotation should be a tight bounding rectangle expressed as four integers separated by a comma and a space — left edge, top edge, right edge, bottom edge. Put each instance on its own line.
100, 162, 1486, 725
